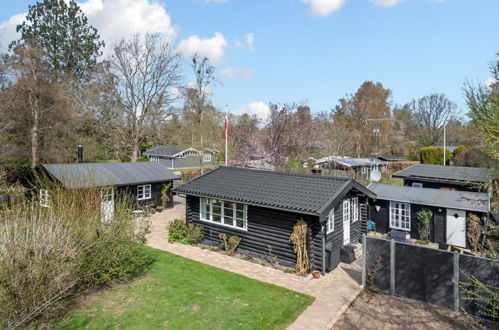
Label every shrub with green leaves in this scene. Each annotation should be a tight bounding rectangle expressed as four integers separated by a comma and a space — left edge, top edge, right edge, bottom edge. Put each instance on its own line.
219, 233, 241, 255
167, 219, 203, 244
416, 209, 432, 242
419, 146, 449, 165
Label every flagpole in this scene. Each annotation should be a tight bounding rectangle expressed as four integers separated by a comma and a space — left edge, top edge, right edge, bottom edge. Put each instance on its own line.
225, 105, 228, 166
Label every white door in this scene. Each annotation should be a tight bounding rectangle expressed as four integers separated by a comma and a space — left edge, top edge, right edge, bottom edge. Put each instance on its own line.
343, 199, 351, 245
446, 208, 466, 247
100, 188, 114, 223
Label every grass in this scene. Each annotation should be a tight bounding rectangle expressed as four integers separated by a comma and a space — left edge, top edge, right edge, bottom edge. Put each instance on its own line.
57, 247, 314, 330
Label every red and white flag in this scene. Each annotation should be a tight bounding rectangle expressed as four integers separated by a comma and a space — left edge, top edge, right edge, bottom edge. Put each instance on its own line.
224, 112, 229, 142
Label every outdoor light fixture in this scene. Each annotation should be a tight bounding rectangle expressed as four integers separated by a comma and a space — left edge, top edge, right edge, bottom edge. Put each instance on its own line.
375, 205, 381, 212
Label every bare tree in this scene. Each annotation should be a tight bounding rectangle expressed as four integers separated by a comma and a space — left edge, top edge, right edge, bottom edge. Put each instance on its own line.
110, 33, 182, 161
408, 93, 457, 146
184, 55, 216, 174
3, 44, 65, 166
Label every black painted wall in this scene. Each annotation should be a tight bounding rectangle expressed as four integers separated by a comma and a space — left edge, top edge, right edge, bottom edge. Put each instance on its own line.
404, 179, 478, 192
117, 180, 174, 209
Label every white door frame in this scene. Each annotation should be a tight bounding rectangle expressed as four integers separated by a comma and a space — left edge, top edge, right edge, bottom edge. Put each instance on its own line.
446, 208, 466, 247
343, 199, 351, 245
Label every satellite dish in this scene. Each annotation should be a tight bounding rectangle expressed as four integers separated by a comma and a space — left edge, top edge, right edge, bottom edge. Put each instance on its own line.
370, 169, 381, 182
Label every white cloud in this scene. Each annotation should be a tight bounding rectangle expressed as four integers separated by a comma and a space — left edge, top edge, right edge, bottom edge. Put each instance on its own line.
0, 0, 176, 52
220, 67, 253, 79
235, 102, 270, 120
246, 33, 255, 51
300, 0, 345, 16
369, 0, 404, 7
177, 32, 228, 63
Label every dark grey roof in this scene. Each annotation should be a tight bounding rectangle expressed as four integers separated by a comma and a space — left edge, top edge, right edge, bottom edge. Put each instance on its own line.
392, 164, 491, 185
377, 156, 406, 162
42, 162, 179, 188
143, 145, 187, 157
368, 183, 490, 212
173, 166, 375, 215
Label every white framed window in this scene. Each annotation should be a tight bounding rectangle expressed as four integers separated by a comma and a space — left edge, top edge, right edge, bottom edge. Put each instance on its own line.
327, 207, 335, 233
39, 189, 49, 208
343, 199, 351, 223
149, 156, 159, 162
199, 198, 247, 230
351, 197, 359, 222
203, 153, 212, 162
389, 201, 411, 231
412, 182, 423, 188
137, 184, 151, 200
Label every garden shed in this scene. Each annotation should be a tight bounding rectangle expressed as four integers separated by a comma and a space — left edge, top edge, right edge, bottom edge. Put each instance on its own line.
368, 183, 490, 248
173, 166, 376, 273
41, 162, 179, 209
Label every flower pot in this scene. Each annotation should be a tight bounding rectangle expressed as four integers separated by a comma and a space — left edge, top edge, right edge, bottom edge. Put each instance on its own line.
312, 271, 321, 279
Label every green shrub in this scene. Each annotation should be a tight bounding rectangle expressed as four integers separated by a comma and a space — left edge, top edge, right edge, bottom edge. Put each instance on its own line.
219, 233, 241, 255
168, 219, 187, 243
186, 223, 203, 244
419, 146, 450, 165
167, 220, 203, 244
416, 209, 432, 242
120, 155, 131, 162
0, 182, 152, 328
137, 156, 149, 162
453, 145, 467, 158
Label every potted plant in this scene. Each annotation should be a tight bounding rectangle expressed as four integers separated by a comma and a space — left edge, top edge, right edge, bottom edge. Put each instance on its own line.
312, 270, 321, 279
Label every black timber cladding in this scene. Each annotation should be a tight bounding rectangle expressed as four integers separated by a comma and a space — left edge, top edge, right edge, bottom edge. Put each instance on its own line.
173, 166, 375, 215
392, 164, 491, 185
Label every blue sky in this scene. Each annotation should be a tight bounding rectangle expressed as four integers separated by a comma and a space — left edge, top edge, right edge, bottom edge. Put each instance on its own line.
1, 0, 498, 119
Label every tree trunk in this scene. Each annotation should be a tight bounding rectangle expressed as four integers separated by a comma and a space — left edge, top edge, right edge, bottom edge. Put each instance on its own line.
200, 134, 204, 175
28, 92, 39, 167
131, 140, 139, 162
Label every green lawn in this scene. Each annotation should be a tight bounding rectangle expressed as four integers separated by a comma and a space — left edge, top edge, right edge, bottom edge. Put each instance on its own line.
58, 248, 314, 330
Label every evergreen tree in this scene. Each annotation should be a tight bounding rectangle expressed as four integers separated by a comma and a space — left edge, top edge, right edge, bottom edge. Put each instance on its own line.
10, 0, 104, 80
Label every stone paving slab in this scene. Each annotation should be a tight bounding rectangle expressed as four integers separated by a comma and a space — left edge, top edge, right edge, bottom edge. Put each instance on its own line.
146, 197, 363, 329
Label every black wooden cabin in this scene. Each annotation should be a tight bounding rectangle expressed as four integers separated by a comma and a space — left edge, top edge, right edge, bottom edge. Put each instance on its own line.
41, 162, 179, 209
173, 166, 376, 274
368, 183, 490, 249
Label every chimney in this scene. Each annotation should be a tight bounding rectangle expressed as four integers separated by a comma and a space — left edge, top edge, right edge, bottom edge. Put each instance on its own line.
77, 145, 83, 163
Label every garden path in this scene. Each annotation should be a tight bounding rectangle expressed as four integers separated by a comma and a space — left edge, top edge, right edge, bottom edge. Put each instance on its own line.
146, 196, 362, 330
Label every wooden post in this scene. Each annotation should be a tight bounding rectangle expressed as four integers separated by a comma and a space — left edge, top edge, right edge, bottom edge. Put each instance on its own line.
390, 239, 395, 295
361, 234, 367, 288
453, 252, 460, 312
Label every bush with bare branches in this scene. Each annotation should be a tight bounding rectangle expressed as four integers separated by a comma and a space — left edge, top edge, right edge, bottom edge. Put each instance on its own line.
0, 179, 151, 328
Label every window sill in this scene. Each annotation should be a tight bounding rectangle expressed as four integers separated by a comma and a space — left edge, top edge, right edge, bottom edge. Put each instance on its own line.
198, 217, 248, 232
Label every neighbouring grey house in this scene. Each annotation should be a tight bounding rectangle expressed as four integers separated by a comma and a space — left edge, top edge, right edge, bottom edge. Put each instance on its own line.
392, 164, 491, 192
312, 156, 388, 180
142, 145, 218, 169
368, 183, 490, 248
41, 162, 179, 210
173, 166, 376, 273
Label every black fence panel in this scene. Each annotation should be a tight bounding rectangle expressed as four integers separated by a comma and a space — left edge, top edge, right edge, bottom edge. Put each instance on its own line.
459, 254, 499, 318
395, 243, 454, 309
365, 236, 390, 292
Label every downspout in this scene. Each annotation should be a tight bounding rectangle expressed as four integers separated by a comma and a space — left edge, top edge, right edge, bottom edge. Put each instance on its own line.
321, 222, 326, 275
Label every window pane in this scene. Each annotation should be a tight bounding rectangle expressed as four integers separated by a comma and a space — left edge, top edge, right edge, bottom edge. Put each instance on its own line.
224, 206, 234, 218
213, 213, 222, 223
236, 210, 245, 219
236, 219, 245, 228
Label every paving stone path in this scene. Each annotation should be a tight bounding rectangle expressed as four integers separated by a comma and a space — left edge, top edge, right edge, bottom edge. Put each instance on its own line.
146, 196, 363, 329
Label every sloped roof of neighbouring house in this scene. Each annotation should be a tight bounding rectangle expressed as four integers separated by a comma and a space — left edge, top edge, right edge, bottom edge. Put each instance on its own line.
42, 162, 179, 188
392, 164, 490, 185
368, 183, 490, 213
315, 156, 387, 168
173, 166, 376, 215
143, 145, 190, 157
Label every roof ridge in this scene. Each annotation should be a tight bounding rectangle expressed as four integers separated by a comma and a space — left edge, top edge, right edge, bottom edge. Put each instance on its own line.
219, 166, 350, 182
